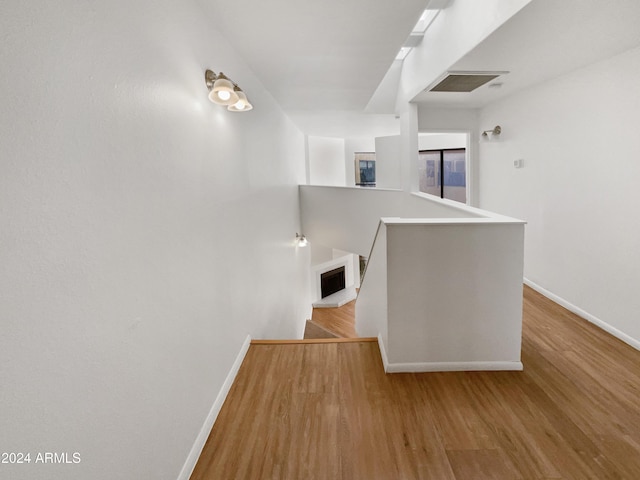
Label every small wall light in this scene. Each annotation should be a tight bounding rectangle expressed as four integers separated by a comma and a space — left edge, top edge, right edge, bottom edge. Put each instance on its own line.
296, 233, 308, 247
482, 125, 501, 138
205, 69, 253, 112
227, 86, 253, 112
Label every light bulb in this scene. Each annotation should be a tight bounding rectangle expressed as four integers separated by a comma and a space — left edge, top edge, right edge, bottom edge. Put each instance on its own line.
209, 73, 239, 105
296, 234, 308, 247
227, 90, 253, 112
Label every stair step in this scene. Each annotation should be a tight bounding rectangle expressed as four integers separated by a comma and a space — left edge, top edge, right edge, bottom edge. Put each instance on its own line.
304, 319, 338, 339
251, 337, 377, 345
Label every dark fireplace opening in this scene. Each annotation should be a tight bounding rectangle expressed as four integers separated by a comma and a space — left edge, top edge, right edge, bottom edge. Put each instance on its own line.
320, 266, 346, 299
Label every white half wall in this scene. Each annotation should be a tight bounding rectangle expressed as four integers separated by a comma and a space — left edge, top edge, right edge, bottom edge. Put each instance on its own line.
0, 2, 310, 479
308, 136, 346, 186
300, 186, 481, 257
355, 222, 388, 342
478, 43, 640, 348
385, 221, 524, 367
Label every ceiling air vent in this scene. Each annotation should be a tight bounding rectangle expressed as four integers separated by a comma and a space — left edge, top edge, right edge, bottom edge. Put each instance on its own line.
427, 71, 509, 93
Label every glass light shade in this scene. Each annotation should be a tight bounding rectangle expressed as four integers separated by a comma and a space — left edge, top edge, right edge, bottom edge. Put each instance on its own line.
209, 74, 239, 105
227, 90, 253, 112
296, 234, 308, 247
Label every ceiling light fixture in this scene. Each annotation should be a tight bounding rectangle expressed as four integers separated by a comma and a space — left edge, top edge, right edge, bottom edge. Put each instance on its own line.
205, 69, 253, 112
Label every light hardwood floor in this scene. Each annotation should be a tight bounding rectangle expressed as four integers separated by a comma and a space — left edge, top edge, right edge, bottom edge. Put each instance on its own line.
190, 286, 640, 479
309, 299, 357, 338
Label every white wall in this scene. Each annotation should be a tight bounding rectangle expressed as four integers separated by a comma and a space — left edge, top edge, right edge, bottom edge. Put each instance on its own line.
355, 222, 388, 344
310, 242, 334, 265
300, 186, 480, 258
308, 136, 346, 186
418, 133, 467, 151
385, 220, 524, 369
344, 137, 376, 187
374, 135, 402, 189
417, 107, 479, 133
356, 217, 525, 372
399, 103, 420, 193
479, 44, 640, 349
0, 2, 310, 480
333, 248, 361, 289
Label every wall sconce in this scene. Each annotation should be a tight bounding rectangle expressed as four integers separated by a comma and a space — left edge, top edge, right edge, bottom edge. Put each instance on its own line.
482, 125, 501, 138
205, 69, 253, 112
296, 233, 308, 247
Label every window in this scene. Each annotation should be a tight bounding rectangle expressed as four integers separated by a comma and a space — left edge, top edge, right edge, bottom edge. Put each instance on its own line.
354, 152, 376, 187
418, 148, 466, 203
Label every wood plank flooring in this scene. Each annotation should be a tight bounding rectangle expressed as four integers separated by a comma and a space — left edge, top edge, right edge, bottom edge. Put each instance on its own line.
303, 319, 339, 339
190, 286, 640, 480
309, 299, 357, 338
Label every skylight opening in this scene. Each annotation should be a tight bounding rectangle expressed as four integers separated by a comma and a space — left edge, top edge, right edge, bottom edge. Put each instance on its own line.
412, 9, 439, 35
395, 8, 442, 62
396, 47, 412, 61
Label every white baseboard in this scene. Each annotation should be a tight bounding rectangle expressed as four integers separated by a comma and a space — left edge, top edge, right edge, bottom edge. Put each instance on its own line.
377, 333, 522, 372
384, 361, 523, 373
176, 334, 252, 480
377, 333, 389, 372
524, 278, 640, 352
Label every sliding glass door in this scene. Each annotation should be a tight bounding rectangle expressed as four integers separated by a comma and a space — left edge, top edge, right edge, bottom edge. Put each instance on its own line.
418, 148, 466, 203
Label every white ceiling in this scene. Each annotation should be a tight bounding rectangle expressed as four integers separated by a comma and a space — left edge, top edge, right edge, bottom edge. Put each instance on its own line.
200, 0, 428, 111
413, 0, 640, 108
198, 0, 640, 137
198, 0, 429, 137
